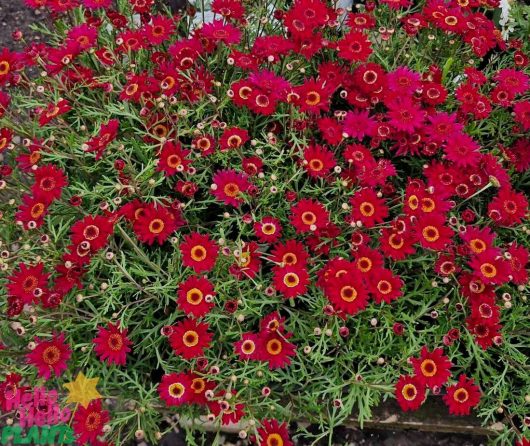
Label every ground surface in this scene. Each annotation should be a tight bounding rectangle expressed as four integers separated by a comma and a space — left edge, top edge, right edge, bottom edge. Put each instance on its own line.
0, 3, 491, 446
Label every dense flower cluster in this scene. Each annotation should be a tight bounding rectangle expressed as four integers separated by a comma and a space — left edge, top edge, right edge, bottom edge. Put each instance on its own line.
0, 0, 529, 444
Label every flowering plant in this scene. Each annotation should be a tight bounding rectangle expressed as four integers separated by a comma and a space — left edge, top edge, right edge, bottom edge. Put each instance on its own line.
0, 0, 529, 445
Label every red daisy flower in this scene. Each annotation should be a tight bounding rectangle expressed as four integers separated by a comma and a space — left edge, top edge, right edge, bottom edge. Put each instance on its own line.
82, 0, 112, 9
0, 48, 17, 86
201, 20, 242, 46
192, 134, 216, 156
379, 228, 416, 260
386, 98, 424, 133
254, 216, 282, 243
349, 188, 389, 228
169, 319, 213, 360
442, 375, 481, 416
414, 215, 454, 251
156, 141, 191, 176
325, 272, 370, 316
343, 110, 377, 140
260, 333, 296, 370
177, 276, 215, 318
294, 79, 333, 114
395, 375, 426, 412
208, 390, 246, 425
26, 333, 72, 379
272, 265, 309, 299
506, 243, 529, 285
257, 419, 293, 446
188, 372, 216, 405
158, 372, 193, 407
0, 127, 13, 153
143, 15, 175, 46
7, 262, 49, 305
290, 199, 330, 234
72, 400, 109, 445
466, 317, 502, 350
487, 187, 528, 227
70, 214, 115, 252
231, 241, 262, 279
444, 133, 481, 168
302, 144, 336, 178
180, 232, 219, 273
32, 164, 68, 202
270, 239, 309, 268
16, 194, 49, 230
133, 203, 177, 246
83, 119, 119, 160
93, 322, 132, 366
211, 169, 250, 207
260, 311, 286, 334
234, 332, 262, 361
368, 268, 403, 304
337, 30, 372, 62
468, 251, 511, 285
0, 373, 28, 412
513, 100, 530, 131
38, 99, 71, 126
459, 226, 496, 256
411, 346, 452, 389
219, 127, 249, 151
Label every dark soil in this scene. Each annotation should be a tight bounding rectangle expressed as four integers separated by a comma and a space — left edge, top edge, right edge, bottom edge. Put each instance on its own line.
0, 0, 44, 51
0, 3, 491, 446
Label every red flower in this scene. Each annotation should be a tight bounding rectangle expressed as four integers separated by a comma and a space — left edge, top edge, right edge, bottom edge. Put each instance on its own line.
395, 375, 426, 411
349, 188, 389, 228
442, 375, 481, 416
290, 199, 329, 234
219, 127, 249, 151
368, 268, 403, 304
0, 373, 28, 412
444, 133, 481, 168
211, 169, 250, 207
169, 319, 213, 359
0, 127, 13, 153
234, 332, 262, 361
93, 322, 132, 366
325, 272, 369, 316
0, 48, 18, 86
7, 262, 49, 305
257, 419, 293, 446
302, 145, 336, 178
177, 276, 215, 318
73, 400, 109, 445
38, 99, 71, 126
133, 203, 177, 246
70, 214, 115, 252
270, 239, 309, 268
411, 346, 452, 389
26, 333, 72, 379
201, 20, 241, 46
294, 79, 333, 114
468, 251, 511, 285
466, 317, 501, 350
180, 232, 219, 273
513, 100, 530, 131
272, 265, 309, 299
32, 164, 68, 202
260, 333, 296, 370
254, 217, 282, 243
158, 372, 193, 407
343, 110, 377, 140
82, 0, 112, 9
386, 98, 424, 133
337, 30, 372, 62
142, 15, 175, 45
83, 119, 119, 160
488, 187, 528, 227
16, 194, 49, 230
156, 141, 191, 176
414, 215, 454, 251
